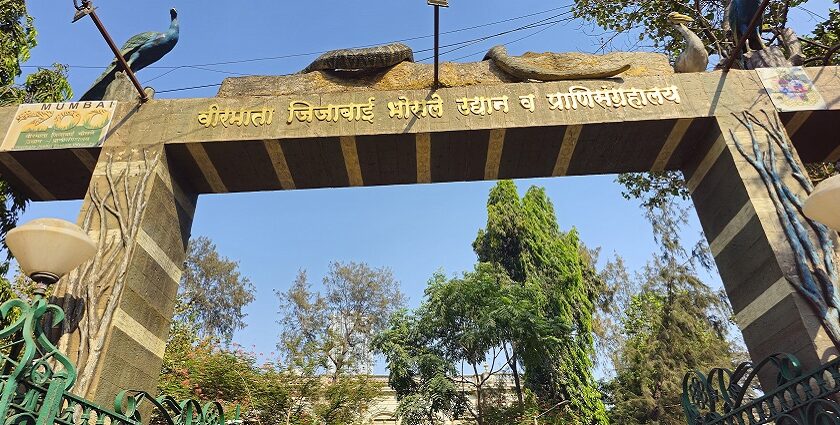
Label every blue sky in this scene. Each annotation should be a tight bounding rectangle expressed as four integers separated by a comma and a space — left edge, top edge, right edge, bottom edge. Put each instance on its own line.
15, 0, 835, 364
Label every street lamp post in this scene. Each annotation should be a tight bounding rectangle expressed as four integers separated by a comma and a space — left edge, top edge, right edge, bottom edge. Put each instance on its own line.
427, 0, 448, 88
6, 218, 97, 297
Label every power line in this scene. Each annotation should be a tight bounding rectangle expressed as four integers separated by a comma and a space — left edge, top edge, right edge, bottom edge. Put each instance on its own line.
448, 19, 566, 62
417, 13, 573, 62
21, 4, 574, 71
155, 83, 222, 94
147, 8, 577, 94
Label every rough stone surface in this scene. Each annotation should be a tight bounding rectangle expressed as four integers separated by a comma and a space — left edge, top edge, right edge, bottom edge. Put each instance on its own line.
301, 43, 414, 73
486, 46, 632, 81
217, 52, 673, 97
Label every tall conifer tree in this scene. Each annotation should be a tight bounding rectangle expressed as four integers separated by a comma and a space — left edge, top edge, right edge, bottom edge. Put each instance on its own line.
473, 181, 607, 424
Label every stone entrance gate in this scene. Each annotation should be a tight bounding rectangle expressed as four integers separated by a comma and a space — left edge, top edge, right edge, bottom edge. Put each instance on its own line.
0, 67, 838, 404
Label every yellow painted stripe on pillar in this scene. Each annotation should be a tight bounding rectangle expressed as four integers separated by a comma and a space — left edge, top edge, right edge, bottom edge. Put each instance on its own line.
784, 111, 811, 138
340, 136, 364, 187
709, 201, 756, 257
263, 139, 296, 190
136, 228, 183, 285
112, 307, 167, 359
0, 154, 54, 200
687, 134, 726, 193
416, 133, 431, 183
484, 129, 506, 180
552, 125, 582, 176
652, 118, 693, 172
185, 144, 227, 193
734, 277, 792, 330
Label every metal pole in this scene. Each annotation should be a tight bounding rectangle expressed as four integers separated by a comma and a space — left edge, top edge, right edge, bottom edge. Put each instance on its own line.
76, 1, 148, 102
434, 5, 440, 88
722, 0, 771, 72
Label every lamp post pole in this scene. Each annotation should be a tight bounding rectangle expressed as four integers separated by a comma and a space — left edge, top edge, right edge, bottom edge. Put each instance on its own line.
434, 5, 440, 88
427, 0, 448, 88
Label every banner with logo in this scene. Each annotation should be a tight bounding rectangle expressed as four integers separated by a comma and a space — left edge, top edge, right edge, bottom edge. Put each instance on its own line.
3, 101, 117, 150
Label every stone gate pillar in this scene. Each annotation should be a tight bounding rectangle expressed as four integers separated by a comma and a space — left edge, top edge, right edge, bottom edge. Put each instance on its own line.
685, 110, 840, 386
50, 144, 196, 404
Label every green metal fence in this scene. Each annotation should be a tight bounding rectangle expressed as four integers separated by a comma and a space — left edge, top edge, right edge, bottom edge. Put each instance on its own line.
0, 292, 234, 425
682, 353, 840, 424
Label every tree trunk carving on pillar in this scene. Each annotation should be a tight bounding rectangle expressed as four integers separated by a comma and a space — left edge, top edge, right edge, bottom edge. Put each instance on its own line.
730, 111, 840, 347
55, 148, 160, 397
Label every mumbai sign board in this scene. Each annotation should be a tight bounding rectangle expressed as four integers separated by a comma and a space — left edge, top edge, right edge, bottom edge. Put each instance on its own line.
3, 101, 117, 151
428, 0, 448, 6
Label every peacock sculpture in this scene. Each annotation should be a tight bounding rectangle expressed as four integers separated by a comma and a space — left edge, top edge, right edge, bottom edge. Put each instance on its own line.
667, 12, 709, 73
728, 0, 765, 52
79, 8, 179, 101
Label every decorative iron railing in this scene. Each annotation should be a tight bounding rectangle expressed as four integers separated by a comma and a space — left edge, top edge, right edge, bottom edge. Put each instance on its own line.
0, 292, 235, 425
682, 353, 840, 424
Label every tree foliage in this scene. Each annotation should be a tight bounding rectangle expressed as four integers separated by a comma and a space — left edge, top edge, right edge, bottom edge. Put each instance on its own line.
802, 8, 840, 66
374, 308, 467, 425
377, 181, 608, 425
0, 0, 74, 273
162, 258, 390, 425
278, 262, 405, 378
1, 0, 72, 105
571, 0, 836, 63
472, 181, 608, 424
176, 236, 255, 343
376, 264, 561, 425
272, 261, 400, 424
601, 193, 743, 424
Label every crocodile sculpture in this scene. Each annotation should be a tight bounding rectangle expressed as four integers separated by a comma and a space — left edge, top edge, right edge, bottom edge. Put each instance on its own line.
301, 43, 415, 73
483, 45, 631, 81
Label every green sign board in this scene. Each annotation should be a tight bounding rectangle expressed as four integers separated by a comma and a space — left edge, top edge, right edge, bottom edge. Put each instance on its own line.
2, 101, 117, 151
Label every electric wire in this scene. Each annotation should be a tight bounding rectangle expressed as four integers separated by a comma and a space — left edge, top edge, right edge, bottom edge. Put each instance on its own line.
124, 8, 576, 94
21, 5, 573, 71
146, 11, 571, 84
447, 19, 566, 62
416, 14, 571, 62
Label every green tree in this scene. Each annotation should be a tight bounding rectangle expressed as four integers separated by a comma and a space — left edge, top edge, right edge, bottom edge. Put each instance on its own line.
802, 8, 840, 66
1, 0, 72, 106
176, 236, 255, 343
278, 262, 405, 378
276, 261, 402, 424
158, 323, 295, 425
472, 181, 608, 424
572, 0, 839, 63
603, 199, 741, 425
374, 309, 467, 425
0, 0, 73, 274
375, 265, 557, 425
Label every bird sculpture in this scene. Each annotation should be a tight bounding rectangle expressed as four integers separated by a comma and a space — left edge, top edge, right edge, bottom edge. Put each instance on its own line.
728, 0, 765, 52
667, 12, 709, 73
79, 8, 179, 101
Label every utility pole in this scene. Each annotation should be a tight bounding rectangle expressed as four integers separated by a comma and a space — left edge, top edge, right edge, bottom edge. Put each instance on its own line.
427, 0, 449, 88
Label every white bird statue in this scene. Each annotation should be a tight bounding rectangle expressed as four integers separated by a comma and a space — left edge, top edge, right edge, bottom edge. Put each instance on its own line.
668, 12, 709, 73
